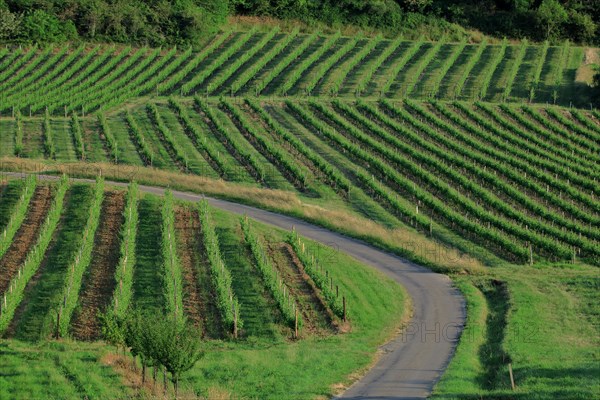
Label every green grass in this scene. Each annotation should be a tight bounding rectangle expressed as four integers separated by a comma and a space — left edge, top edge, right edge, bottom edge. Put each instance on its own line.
0, 340, 131, 399
432, 264, 600, 399
0, 179, 25, 231
21, 119, 45, 159
105, 113, 144, 166
50, 118, 76, 162
11, 184, 94, 341
0, 120, 16, 157
131, 195, 165, 313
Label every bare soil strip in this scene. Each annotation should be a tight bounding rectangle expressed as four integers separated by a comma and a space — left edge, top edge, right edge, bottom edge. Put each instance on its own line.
174, 207, 203, 326
174, 207, 222, 338
268, 241, 334, 336
0, 185, 53, 295
71, 190, 126, 341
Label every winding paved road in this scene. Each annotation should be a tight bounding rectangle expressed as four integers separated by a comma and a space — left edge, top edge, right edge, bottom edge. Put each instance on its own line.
4, 173, 466, 399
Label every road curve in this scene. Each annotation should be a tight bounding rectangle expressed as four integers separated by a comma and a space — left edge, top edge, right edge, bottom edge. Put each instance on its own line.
4, 173, 465, 399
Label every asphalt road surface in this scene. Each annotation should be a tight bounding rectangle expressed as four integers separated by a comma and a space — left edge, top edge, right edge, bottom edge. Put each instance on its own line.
4, 173, 466, 399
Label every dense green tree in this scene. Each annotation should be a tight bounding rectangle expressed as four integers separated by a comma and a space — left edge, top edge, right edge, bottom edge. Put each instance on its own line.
510, 0, 534, 12
0, 0, 598, 45
565, 9, 597, 43
536, 0, 568, 40
0, 6, 21, 39
20, 9, 77, 41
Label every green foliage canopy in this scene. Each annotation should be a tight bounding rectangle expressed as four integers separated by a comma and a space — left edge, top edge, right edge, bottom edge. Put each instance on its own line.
1, 0, 229, 45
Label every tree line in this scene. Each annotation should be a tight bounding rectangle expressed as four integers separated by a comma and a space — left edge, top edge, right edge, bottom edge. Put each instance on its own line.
0, 0, 228, 46
0, 0, 598, 45
233, 0, 598, 44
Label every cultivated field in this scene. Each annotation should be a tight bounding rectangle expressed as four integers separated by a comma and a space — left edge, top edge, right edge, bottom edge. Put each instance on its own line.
0, 28, 598, 399
0, 29, 595, 117
1, 98, 598, 266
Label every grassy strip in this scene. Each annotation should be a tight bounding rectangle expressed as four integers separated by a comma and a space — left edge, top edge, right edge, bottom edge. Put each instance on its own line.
0, 175, 69, 334
435, 265, 600, 399
198, 199, 241, 335
431, 279, 487, 397
0, 341, 131, 398
97, 113, 118, 163
43, 109, 56, 159
112, 182, 139, 317
70, 113, 85, 161
503, 40, 528, 101
479, 39, 507, 100
0, 175, 36, 260
453, 39, 487, 98
58, 177, 104, 337
241, 215, 302, 331
124, 110, 154, 166
14, 110, 23, 157
288, 228, 344, 319
161, 190, 185, 323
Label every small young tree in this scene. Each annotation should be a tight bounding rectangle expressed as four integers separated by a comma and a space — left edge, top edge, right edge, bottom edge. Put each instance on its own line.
158, 317, 204, 398
98, 309, 126, 354
123, 310, 150, 381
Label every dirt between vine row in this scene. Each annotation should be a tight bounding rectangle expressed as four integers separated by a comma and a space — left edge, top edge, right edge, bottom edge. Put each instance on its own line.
0, 185, 53, 295
267, 241, 336, 337
174, 206, 223, 338
71, 190, 125, 341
